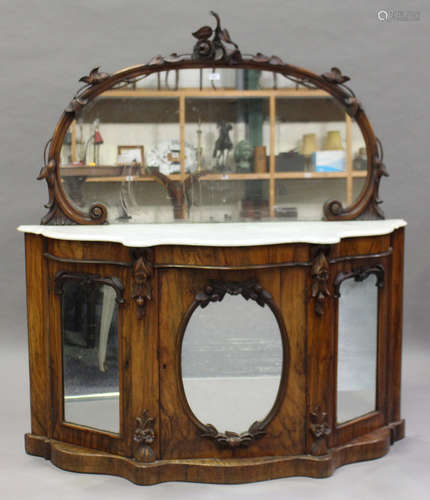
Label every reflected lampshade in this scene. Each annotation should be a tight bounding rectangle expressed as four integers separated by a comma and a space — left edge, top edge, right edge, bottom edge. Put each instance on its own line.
324, 130, 343, 151
93, 130, 104, 145
301, 133, 317, 156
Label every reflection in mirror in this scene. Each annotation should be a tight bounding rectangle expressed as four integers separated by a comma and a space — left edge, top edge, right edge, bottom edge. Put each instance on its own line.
131, 69, 302, 91
59, 68, 369, 223
275, 179, 346, 220
61, 280, 119, 433
181, 294, 283, 433
275, 96, 347, 173
337, 274, 378, 424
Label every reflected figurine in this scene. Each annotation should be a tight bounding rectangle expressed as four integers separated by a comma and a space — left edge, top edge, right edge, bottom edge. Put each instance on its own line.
213, 121, 233, 171
234, 140, 253, 173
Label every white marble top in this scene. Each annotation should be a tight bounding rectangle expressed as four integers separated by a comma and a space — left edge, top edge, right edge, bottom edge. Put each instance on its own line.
17, 220, 406, 247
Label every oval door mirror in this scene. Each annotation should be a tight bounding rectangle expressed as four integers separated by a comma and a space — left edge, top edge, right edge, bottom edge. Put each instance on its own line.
181, 283, 285, 444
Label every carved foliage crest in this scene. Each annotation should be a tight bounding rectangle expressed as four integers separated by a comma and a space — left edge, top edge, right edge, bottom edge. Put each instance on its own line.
192, 11, 242, 63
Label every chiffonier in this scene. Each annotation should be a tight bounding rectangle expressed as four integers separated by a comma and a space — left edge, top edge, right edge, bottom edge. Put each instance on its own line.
20, 12, 405, 484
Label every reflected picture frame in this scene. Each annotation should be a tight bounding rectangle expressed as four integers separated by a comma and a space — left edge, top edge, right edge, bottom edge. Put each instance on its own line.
117, 145, 144, 177
117, 145, 144, 165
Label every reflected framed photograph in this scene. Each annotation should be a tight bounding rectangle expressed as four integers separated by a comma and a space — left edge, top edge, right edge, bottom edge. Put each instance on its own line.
117, 145, 144, 166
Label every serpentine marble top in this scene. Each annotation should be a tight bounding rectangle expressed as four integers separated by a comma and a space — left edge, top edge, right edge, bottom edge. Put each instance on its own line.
18, 220, 406, 248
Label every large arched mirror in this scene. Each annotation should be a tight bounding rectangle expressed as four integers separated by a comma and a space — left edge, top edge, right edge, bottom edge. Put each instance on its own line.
57, 67, 368, 224
38, 11, 385, 225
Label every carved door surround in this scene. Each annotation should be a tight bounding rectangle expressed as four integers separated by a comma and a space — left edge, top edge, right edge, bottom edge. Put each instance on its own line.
177, 279, 289, 450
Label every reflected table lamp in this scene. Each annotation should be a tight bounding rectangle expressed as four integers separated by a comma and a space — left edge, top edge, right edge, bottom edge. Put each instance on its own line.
301, 133, 317, 172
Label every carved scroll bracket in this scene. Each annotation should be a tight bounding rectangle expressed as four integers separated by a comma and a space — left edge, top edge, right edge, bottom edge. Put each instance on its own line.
131, 248, 154, 319
38, 136, 108, 225
333, 264, 385, 298
54, 271, 125, 304
132, 410, 156, 462
309, 406, 331, 456
310, 246, 331, 316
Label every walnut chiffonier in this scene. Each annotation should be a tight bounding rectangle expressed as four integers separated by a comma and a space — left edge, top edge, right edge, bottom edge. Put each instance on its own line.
19, 12, 405, 484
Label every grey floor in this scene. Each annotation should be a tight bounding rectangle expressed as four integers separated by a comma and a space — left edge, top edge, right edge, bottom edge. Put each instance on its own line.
1, 332, 429, 500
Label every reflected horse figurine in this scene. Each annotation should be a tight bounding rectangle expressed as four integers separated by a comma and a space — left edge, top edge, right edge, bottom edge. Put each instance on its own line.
213, 121, 233, 171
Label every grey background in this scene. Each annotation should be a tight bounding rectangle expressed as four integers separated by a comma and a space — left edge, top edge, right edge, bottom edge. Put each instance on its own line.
1, 0, 429, 498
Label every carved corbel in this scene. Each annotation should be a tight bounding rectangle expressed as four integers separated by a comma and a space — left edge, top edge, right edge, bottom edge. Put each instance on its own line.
132, 410, 156, 462
131, 248, 153, 319
310, 246, 331, 316
309, 406, 331, 456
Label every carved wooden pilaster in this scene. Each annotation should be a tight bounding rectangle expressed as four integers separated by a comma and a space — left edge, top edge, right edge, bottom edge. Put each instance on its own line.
310, 246, 331, 316
309, 406, 331, 456
131, 248, 153, 319
132, 410, 155, 462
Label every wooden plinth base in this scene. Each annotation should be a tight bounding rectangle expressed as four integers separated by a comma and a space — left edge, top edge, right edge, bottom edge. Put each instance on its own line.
25, 422, 404, 485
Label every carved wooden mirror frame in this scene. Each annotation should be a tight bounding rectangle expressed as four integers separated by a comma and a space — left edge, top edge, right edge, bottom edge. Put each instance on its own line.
38, 11, 388, 225
175, 279, 289, 449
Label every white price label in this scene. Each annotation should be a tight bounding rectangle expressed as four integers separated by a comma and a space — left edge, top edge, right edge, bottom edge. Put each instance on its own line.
221, 174, 229, 180
304, 172, 312, 178
209, 73, 221, 81
125, 175, 134, 182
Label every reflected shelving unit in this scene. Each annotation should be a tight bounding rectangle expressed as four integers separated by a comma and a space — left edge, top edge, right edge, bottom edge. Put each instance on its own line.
61, 82, 368, 221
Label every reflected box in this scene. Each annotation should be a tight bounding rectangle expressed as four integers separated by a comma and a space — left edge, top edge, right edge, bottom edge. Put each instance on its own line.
274, 206, 298, 219
312, 150, 346, 172
275, 152, 306, 172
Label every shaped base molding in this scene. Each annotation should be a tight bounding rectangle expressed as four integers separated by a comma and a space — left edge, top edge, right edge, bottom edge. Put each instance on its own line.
25, 422, 404, 485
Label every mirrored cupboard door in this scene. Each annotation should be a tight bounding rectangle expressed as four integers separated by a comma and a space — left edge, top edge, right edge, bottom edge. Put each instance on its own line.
48, 260, 132, 456
332, 258, 389, 446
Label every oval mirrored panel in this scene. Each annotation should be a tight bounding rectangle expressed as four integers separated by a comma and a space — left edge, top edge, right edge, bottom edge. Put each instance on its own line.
59, 68, 368, 223
181, 291, 284, 434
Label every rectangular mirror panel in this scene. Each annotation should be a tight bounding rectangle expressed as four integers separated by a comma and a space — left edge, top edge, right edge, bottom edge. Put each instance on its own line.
61, 280, 119, 433
337, 274, 378, 424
